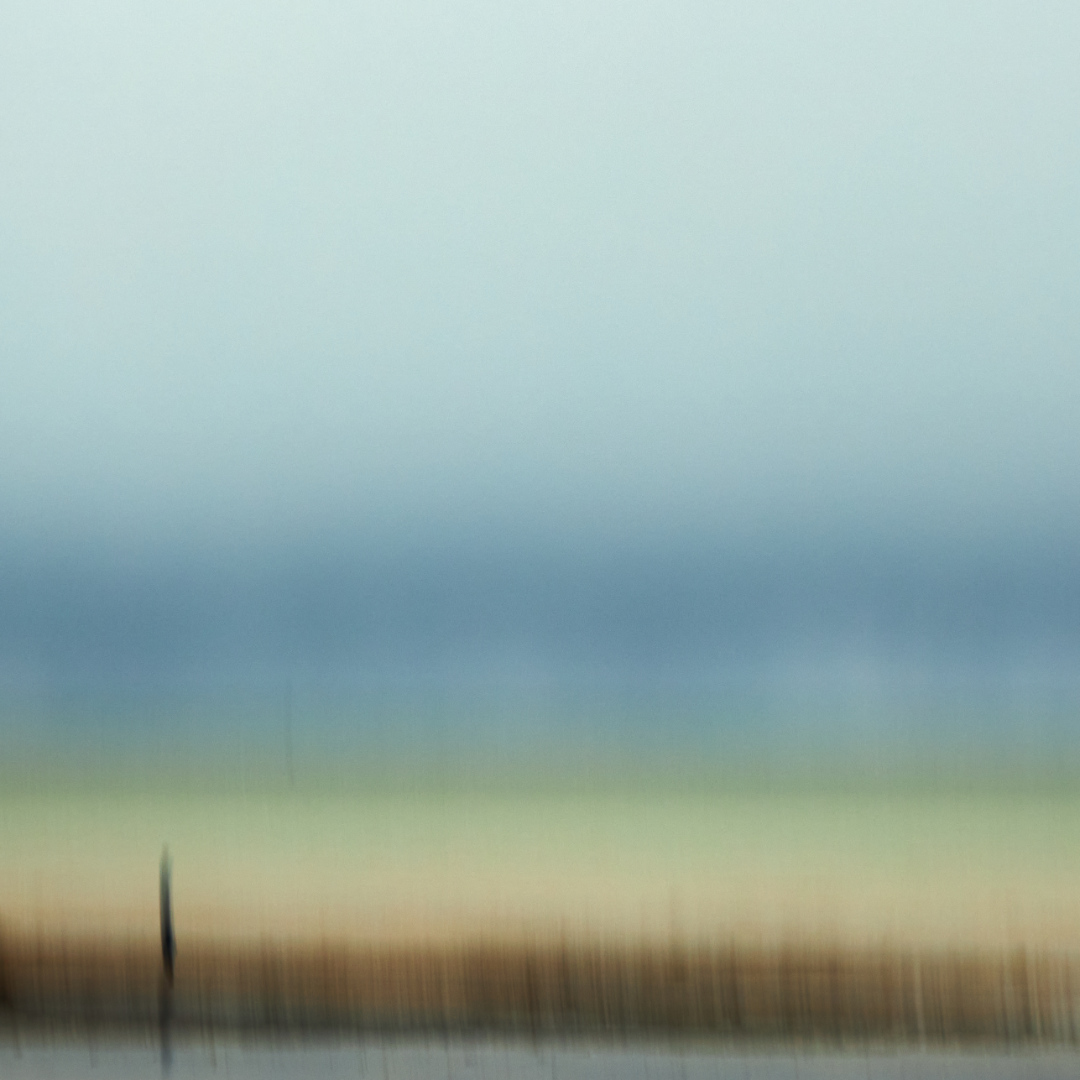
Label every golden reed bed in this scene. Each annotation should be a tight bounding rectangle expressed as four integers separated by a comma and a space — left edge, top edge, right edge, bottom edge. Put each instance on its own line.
3, 932, 1079, 1043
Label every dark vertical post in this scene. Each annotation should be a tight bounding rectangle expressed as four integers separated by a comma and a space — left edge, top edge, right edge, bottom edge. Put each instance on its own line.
160, 848, 175, 1075
161, 848, 175, 985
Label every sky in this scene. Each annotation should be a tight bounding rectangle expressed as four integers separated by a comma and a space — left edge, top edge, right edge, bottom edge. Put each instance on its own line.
2, 1, 1079, 760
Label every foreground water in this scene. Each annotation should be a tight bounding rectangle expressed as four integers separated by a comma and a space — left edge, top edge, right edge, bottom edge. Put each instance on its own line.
2, 1037, 1080, 1079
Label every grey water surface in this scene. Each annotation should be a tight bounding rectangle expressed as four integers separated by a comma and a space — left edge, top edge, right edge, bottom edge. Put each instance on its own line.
2, 1038, 1079, 1080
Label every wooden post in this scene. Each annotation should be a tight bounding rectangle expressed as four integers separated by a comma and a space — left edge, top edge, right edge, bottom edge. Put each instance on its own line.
160, 849, 175, 985
160, 848, 175, 1074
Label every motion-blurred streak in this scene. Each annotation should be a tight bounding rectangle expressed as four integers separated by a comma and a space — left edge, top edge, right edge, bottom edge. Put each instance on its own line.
1, 935, 1078, 1044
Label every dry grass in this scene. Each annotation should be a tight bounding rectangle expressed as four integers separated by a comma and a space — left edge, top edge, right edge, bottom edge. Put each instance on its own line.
2, 931, 1079, 1043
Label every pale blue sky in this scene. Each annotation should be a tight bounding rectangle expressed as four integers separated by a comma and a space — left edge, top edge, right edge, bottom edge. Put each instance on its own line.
1, 1, 1079, 738
2, 0, 1078, 548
